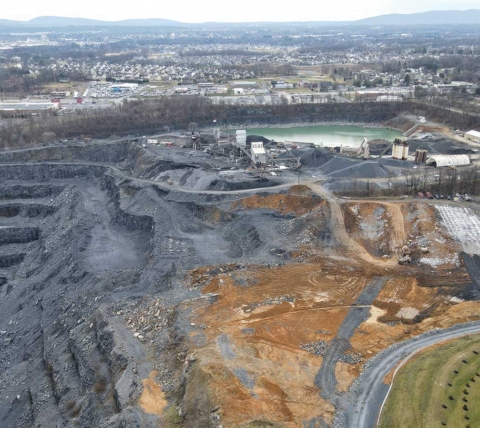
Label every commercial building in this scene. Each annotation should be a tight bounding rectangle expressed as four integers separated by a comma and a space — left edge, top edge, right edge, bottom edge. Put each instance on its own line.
0, 102, 59, 117
232, 81, 257, 87
50, 91, 70, 98
465, 130, 480, 144
110, 83, 138, 92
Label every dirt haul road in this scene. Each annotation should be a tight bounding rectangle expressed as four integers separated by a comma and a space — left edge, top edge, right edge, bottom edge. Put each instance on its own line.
0, 161, 297, 195
315, 277, 387, 400
307, 183, 406, 268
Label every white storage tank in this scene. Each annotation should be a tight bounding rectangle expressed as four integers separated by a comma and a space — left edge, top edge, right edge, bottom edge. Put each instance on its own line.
236, 130, 247, 147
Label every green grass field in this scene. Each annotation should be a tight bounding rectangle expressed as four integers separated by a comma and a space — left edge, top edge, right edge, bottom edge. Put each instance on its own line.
379, 335, 480, 428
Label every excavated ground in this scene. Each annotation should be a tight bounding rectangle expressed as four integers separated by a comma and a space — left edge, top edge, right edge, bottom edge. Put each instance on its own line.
1, 141, 480, 428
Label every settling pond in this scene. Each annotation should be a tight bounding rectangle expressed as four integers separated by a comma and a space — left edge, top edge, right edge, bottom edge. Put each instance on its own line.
244, 125, 402, 148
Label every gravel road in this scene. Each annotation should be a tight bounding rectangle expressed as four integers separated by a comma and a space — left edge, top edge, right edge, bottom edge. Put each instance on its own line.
315, 277, 387, 401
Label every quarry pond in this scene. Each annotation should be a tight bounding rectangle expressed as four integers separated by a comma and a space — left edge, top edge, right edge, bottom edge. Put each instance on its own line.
245, 125, 402, 147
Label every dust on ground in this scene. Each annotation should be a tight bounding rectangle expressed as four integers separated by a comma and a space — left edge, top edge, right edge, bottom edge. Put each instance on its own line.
138, 371, 168, 416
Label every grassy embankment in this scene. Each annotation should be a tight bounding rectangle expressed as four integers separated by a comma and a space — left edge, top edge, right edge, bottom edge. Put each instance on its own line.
380, 335, 480, 428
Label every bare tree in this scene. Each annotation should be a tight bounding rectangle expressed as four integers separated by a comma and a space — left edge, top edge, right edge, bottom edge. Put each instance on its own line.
420, 167, 431, 193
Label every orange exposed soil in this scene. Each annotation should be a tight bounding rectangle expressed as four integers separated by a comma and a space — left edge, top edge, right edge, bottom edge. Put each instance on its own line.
178, 191, 478, 426
231, 185, 325, 215
373, 277, 445, 323
350, 301, 480, 364
188, 262, 371, 426
137, 371, 168, 416
335, 362, 357, 392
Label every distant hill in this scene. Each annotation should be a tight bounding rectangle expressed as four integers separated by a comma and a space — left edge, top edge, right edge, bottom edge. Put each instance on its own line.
0, 15, 185, 27
0, 19, 18, 26
355, 9, 480, 25
0, 10, 479, 27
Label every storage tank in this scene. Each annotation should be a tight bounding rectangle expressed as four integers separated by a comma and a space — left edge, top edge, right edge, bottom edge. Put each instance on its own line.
392, 142, 402, 159
415, 149, 428, 164
402, 143, 409, 160
392, 138, 408, 160
235, 130, 246, 147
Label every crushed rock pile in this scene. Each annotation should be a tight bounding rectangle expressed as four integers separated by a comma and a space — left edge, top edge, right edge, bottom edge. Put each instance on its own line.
301, 340, 329, 356
277, 148, 304, 159
208, 178, 280, 191
324, 179, 381, 192
299, 148, 334, 167
407, 138, 475, 155
315, 157, 360, 176
377, 158, 413, 169
327, 161, 391, 179
315, 157, 391, 179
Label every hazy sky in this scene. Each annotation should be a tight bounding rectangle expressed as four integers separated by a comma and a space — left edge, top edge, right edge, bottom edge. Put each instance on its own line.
2, 0, 479, 22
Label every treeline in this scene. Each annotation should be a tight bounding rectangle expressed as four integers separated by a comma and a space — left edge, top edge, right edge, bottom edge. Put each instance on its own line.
337, 165, 480, 198
0, 67, 87, 95
408, 101, 480, 130
408, 54, 480, 82
0, 99, 403, 149
0, 98, 479, 150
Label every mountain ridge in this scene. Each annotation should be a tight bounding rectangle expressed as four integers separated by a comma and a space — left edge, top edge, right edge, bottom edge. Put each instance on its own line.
0, 10, 479, 27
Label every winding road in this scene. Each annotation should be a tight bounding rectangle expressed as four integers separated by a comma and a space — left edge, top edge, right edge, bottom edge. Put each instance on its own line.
346, 322, 480, 428
0, 161, 298, 195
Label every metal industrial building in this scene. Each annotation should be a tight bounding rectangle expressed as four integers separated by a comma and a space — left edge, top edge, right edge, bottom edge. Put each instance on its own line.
425, 154, 471, 167
465, 130, 480, 144
0, 102, 59, 117
250, 142, 267, 164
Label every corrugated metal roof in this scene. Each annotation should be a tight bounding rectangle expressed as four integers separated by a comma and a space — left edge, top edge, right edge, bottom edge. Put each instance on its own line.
425, 154, 471, 167
466, 130, 480, 138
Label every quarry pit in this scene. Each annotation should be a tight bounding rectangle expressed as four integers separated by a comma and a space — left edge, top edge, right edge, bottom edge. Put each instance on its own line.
1, 137, 480, 428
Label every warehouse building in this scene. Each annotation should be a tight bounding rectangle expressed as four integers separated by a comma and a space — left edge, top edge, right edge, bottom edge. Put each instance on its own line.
110, 83, 138, 93
425, 154, 471, 168
0, 102, 59, 117
465, 130, 480, 144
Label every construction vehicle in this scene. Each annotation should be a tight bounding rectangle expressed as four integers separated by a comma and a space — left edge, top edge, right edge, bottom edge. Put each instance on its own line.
398, 255, 411, 265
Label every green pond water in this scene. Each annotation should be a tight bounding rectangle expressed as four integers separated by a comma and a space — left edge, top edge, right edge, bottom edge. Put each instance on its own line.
244, 125, 402, 148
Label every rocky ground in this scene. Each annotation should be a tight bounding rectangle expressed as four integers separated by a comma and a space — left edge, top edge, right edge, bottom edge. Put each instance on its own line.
1, 141, 480, 428
0, 142, 326, 427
